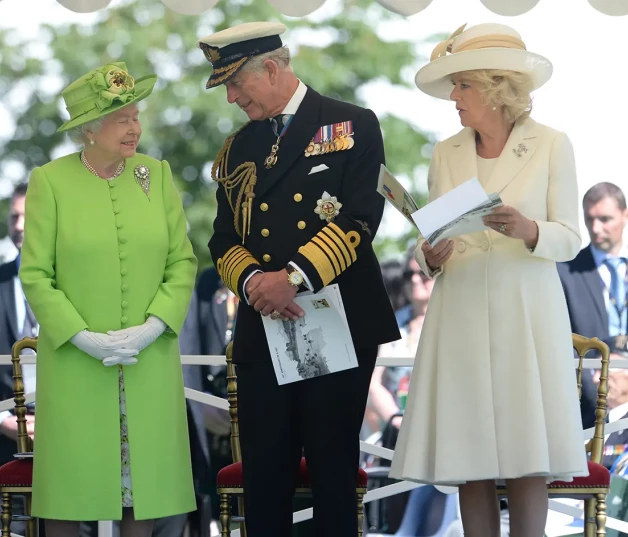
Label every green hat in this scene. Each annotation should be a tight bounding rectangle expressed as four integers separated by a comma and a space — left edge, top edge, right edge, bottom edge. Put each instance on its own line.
57, 62, 157, 133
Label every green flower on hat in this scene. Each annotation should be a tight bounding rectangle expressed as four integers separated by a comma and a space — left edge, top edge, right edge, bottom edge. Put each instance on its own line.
57, 62, 157, 133
88, 67, 137, 111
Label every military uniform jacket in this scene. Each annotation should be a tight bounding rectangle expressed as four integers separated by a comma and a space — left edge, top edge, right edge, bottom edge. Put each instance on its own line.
209, 87, 400, 363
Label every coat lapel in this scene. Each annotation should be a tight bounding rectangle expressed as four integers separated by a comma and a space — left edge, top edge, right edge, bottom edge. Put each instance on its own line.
446, 127, 477, 188
253, 87, 322, 200
483, 118, 538, 194
580, 247, 608, 330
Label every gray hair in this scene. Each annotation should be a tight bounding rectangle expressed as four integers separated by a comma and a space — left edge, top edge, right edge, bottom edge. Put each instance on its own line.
241, 46, 291, 76
67, 118, 105, 146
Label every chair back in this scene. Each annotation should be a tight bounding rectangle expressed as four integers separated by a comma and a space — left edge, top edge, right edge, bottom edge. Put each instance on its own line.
225, 342, 242, 463
573, 333, 610, 464
11, 337, 37, 454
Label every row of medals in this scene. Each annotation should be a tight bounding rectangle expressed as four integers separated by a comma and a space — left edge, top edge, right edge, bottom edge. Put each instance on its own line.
305, 134, 354, 157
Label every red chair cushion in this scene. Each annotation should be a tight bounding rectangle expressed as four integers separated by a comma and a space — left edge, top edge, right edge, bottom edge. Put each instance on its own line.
217, 457, 368, 488
549, 461, 610, 489
0, 459, 33, 487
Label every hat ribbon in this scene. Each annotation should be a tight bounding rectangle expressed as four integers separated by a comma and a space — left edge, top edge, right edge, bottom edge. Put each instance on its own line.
430, 26, 526, 62
67, 67, 137, 120
430, 24, 467, 61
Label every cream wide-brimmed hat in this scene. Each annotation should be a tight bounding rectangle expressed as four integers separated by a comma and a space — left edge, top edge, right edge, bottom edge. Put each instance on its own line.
415, 23, 553, 100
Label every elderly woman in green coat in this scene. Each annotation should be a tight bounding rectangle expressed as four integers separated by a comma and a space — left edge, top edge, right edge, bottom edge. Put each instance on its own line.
19, 62, 198, 537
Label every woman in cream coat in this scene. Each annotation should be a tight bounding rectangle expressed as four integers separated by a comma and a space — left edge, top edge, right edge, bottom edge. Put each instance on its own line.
390, 23, 588, 537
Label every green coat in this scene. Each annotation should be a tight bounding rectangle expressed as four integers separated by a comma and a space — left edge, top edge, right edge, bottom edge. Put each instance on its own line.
19, 152, 198, 521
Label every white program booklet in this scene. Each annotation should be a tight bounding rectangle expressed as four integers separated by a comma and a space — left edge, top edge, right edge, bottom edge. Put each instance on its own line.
261, 284, 358, 385
410, 177, 503, 244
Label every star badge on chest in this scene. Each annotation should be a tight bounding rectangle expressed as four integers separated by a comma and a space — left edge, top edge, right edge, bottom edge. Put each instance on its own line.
315, 191, 342, 222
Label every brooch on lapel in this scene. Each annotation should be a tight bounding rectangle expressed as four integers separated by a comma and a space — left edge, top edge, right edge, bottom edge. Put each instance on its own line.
305, 121, 354, 157
512, 143, 528, 158
315, 191, 342, 222
134, 164, 150, 200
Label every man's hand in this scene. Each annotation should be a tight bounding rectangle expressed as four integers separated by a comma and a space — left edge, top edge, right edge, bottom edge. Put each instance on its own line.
27, 417, 34, 441
0, 415, 35, 441
612, 335, 628, 355
245, 272, 264, 297
248, 270, 305, 319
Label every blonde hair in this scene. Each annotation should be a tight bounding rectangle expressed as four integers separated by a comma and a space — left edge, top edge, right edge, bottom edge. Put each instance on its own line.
457, 69, 533, 123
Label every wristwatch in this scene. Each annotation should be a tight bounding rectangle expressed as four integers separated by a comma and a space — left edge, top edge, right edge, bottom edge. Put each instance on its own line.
286, 266, 304, 288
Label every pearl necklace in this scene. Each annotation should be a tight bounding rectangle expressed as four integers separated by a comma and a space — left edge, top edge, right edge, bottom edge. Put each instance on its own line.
80, 151, 125, 181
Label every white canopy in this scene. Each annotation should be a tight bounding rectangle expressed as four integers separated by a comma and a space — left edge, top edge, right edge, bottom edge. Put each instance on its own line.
51, 0, 628, 17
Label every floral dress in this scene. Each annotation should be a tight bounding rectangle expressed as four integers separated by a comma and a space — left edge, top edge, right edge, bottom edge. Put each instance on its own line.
118, 366, 133, 506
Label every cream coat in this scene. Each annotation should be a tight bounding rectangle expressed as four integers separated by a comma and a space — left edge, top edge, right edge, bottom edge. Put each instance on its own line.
390, 118, 589, 485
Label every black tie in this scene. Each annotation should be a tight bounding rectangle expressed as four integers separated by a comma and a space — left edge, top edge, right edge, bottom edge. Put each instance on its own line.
271, 114, 286, 137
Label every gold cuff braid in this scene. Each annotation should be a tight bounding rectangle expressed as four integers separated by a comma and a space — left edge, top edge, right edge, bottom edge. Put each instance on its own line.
217, 246, 259, 299
298, 223, 362, 287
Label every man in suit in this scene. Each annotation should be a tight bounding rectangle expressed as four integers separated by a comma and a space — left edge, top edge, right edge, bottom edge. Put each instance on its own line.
182, 267, 237, 359
199, 22, 400, 537
558, 182, 628, 428
0, 183, 39, 535
179, 268, 236, 528
1, 186, 102, 537
0, 183, 35, 456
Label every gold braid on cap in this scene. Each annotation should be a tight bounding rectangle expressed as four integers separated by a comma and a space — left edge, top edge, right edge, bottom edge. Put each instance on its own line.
212, 122, 257, 243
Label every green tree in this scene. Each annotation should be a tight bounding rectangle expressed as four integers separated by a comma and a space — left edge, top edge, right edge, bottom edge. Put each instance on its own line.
0, 0, 435, 268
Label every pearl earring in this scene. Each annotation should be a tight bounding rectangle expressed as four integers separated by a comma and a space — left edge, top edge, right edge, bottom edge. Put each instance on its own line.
492, 106, 497, 111
89, 140, 95, 146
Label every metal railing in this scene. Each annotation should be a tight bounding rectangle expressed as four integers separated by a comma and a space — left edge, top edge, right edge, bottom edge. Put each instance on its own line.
1, 354, 627, 537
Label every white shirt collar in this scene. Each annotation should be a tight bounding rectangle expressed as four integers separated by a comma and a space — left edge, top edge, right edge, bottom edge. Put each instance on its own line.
590, 243, 628, 268
271, 79, 307, 119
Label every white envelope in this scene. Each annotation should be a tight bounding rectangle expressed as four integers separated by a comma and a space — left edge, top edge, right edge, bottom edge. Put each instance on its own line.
411, 177, 489, 237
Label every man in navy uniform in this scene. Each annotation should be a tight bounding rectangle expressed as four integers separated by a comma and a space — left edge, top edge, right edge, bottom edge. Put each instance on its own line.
200, 21, 400, 537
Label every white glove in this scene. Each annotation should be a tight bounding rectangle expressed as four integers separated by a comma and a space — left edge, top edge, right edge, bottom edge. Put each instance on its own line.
70, 330, 139, 366
107, 315, 167, 355
102, 355, 138, 367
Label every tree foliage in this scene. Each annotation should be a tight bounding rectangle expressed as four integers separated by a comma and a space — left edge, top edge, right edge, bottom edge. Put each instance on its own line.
0, 0, 435, 268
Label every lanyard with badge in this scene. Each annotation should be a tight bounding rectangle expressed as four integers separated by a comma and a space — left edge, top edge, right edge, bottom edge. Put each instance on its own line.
603, 259, 628, 349
610, 277, 628, 338
606, 264, 628, 330
265, 115, 294, 169
611, 284, 628, 330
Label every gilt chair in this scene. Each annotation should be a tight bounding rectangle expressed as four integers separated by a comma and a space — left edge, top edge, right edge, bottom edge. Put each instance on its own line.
215, 342, 369, 537
0, 337, 37, 537
496, 333, 611, 537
